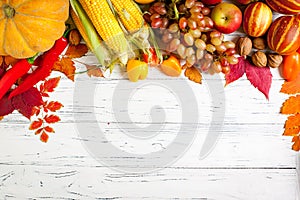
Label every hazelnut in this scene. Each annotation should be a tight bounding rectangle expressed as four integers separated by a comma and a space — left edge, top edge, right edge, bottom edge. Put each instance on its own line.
236, 37, 252, 56
267, 53, 283, 68
68, 29, 81, 46
251, 51, 267, 67
253, 37, 266, 50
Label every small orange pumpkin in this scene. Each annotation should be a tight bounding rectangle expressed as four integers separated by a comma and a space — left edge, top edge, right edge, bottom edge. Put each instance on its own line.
0, 0, 69, 59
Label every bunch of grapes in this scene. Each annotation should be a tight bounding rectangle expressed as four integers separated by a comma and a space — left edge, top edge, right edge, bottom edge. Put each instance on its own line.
143, 0, 238, 74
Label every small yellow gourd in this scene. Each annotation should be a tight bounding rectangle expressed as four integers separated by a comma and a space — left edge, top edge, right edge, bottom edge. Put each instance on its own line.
0, 0, 69, 58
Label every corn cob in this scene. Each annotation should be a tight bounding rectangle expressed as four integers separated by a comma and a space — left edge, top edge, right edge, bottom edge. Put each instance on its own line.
78, 0, 128, 65
70, 9, 93, 50
109, 0, 144, 33
70, 0, 108, 66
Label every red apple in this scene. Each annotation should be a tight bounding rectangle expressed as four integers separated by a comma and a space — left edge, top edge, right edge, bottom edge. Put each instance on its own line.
211, 2, 242, 34
236, 0, 258, 5
201, 0, 222, 5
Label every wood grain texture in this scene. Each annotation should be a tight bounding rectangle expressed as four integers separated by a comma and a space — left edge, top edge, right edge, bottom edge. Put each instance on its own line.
0, 60, 298, 199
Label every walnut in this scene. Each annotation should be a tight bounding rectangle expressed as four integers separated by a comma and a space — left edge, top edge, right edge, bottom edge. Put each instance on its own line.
253, 37, 266, 50
68, 29, 81, 46
236, 37, 252, 56
252, 51, 267, 67
267, 53, 283, 68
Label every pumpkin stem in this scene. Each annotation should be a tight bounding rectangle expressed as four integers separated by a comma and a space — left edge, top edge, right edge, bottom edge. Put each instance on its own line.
3, 5, 15, 18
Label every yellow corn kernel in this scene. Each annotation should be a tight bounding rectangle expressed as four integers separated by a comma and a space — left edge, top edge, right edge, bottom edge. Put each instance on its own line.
79, 0, 128, 64
110, 0, 144, 33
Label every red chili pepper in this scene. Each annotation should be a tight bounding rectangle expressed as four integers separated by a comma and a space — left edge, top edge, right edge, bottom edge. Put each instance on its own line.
9, 35, 68, 99
0, 57, 36, 100
143, 47, 158, 65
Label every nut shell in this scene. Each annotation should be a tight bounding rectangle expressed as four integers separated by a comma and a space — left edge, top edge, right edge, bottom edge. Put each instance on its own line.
253, 37, 266, 50
267, 54, 283, 68
236, 37, 252, 56
68, 29, 82, 46
251, 51, 267, 67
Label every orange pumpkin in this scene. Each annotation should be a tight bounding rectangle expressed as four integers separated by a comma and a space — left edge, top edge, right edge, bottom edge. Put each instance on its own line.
0, 0, 69, 59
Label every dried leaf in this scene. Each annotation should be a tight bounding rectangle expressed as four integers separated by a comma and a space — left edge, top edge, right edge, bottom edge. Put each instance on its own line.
40, 131, 49, 143
29, 119, 43, 130
184, 66, 202, 84
86, 65, 104, 78
65, 44, 88, 59
281, 95, 300, 114
46, 101, 63, 112
4, 56, 19, 66
225, 57, 246, 86
53, 58, 75, 81
245, 61, 272, 100
44, 114, 60, 124
44, 126, 55, 133
42, 77, 61, 93
280, 73, 300, 94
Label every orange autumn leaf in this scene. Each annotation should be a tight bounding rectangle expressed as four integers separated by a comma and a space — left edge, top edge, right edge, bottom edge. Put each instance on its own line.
29, 119, 43, 130
53, 58, 75, 81
65, 44, 88, 59
0, 56, 19, 67
184, 66, 202, 84
284, 114, 300, 129
86, 65, 104, 78
44, 114, 60, 124
280, 73, 300, 94
281, 95, 300, 114
40, 131, 49, 143
46, 101, 63, 112
4, 56, 19, 66
283, 127, 300, 136
35, 128, 43, 135
292, 136, 300, 151
42, 77, 61, 93
44, 126, 55, 133
53, 44, 88, 81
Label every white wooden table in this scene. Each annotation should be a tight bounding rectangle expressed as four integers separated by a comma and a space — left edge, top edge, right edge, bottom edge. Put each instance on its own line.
0, 51, 297, 199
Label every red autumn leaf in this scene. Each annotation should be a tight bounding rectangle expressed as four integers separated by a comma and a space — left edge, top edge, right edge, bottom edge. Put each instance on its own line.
281, 95, 300, 114
29, 119, 43, 130
22, 87, 44, 107
245, 60, 272, 100
280, 73, 300, 94
44, 126, 55, 133
44, 114, 60, 124
46, 101, 63, 112
42, 77, 61, 93
40, 131, 49, 143
11, 87, 43, 119
32, 106, 40, 116
35, 128, 43, 135
0, 94, 14, 116
225, 57, 246, 86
